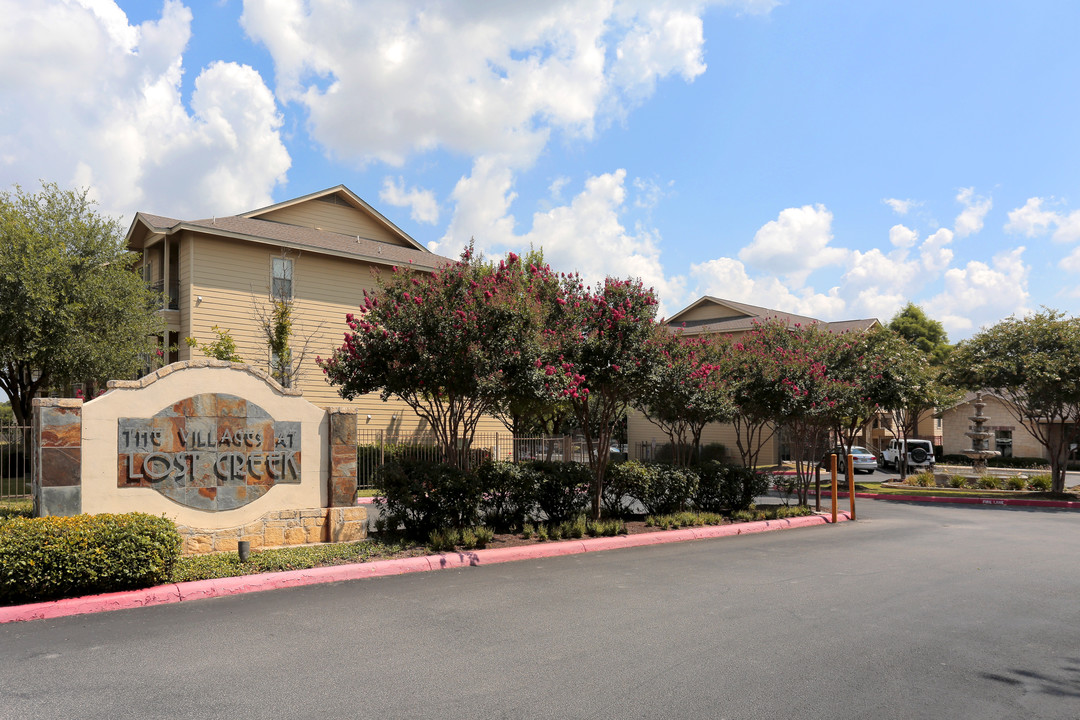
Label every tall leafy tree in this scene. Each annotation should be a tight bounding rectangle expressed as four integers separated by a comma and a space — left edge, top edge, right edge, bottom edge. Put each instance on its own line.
889, 302, 951, 365
635, 331, 734, 466
886, 340, 961, 480
0, 182, 162, 425
718, 318, 805, 470
320, 247, 563, 470
550, 275, 662, 519
948, 310, 1080, 493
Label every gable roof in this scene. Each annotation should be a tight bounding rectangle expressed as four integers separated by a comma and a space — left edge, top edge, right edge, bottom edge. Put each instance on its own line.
667, 295, 879, 336
124, 186, 448, 271
240, 185, 427, 252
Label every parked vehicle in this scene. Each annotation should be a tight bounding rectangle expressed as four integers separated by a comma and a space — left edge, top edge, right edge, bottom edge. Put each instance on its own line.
819, 446, 877, 474
880, 438, 936, 473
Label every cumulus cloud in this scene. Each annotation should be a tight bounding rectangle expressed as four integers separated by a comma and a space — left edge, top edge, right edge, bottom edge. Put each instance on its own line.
379, 176, 439, 224
889, 224, 918, 248
884, 198, 917, 215
953, 187, 992, 238
1005, 196, 1080, 244
434, 166, 686, 315
0, 0, 289, 219
930, 247, 1030, 333
240, 1, 743, 169
689, 257, 845, 319
737, 204, 847, 286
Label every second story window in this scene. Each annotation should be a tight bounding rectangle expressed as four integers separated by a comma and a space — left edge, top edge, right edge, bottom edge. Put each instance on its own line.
272, 257, 293, 300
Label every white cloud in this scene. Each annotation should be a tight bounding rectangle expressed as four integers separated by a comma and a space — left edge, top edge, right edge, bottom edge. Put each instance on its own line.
1005, 196, 1080, 244
434, 166, 686, 316
0, 0, 290, 219
379, 176, 439, 224
930, 247, 1030, 333
689, 257, 846, 319
919, 228, 954, 271
954, 187, 992, 238
888, 224, 918, 248
241, 1, 739, 169
737, 204, 847, 286
884, 198, 916, 215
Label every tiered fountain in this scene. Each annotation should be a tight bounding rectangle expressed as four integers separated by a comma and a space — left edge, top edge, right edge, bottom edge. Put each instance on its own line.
962, 391, 1000, 475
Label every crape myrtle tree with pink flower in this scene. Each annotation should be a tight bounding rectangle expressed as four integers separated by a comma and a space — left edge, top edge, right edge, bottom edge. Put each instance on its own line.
634, 331, 734, 467
548, 275, 663, 520
318, 245, 568, 471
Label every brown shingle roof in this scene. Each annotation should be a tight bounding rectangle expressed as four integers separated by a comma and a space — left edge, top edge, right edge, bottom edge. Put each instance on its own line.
132, 211, 450, 271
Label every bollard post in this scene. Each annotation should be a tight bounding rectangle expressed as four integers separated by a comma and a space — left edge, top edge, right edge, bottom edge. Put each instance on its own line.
830, 453, 838, 523
847, 453, 857, 521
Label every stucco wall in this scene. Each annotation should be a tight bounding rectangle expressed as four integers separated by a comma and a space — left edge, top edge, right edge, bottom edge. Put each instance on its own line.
940, 395, 1045, 458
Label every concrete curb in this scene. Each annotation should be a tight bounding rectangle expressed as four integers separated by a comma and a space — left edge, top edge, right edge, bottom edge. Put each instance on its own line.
0, 512, 851, 624
817, 490, 1080, 509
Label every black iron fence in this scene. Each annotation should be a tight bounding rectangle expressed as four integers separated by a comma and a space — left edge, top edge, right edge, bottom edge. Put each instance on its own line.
0, 421, 31, 500
355, 431, 597, 489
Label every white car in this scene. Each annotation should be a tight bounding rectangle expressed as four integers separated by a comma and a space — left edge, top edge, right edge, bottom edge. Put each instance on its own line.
880, 439, 935, 473
820, 446, 877, 474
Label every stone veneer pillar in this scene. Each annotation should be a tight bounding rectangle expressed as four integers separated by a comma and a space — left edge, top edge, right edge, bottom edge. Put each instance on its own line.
327, 407, 360, 507
33, 397, 84, 517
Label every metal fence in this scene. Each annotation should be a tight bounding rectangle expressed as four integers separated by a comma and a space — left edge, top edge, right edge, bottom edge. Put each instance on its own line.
0, 421, 31, 500
355, 430, 597, 489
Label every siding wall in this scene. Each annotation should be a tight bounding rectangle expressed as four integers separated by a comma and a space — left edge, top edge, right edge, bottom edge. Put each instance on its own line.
257, 202, 407, 245
627, 408, 778, 466
674, 302, 745, 323
184, 232, 506, 437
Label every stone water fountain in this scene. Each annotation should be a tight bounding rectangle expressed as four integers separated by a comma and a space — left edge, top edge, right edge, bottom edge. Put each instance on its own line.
962, 391, 1000, 475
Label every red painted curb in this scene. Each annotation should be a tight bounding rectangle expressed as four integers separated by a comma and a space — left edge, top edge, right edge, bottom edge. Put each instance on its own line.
813, 490, 1080, 509
0, 511, 851, 624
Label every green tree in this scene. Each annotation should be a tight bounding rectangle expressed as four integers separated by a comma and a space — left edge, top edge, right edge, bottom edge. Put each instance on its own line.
889, 302, 950, 365
0, 182, 162, 425
886, 340, 961, 480
635, 331, 734, 466
947, 309, 1080, 494
185, 325, 243, 363
550, 275, 662, 519
320, 247, 562, 470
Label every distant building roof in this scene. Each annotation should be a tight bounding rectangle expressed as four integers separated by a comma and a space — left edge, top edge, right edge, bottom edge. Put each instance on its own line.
666, 295, 879, 336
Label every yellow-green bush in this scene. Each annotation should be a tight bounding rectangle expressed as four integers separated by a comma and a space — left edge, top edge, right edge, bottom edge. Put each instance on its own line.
0, 513, 181, 605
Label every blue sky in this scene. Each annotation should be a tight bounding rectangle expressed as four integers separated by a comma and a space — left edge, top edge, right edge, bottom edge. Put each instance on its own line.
3, 0, 1080, 338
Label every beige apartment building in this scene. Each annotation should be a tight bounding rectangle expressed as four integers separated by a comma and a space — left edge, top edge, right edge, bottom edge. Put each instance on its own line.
125, 185, 505, 440
628, 296, 881, 466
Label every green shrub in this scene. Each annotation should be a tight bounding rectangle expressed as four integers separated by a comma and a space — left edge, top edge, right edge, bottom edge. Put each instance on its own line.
0, 513, 181, 605
585, 518, 627, 537
0, 498, 33, 520
473, 526, 494, 548
609, 462, 698, 516
375, 459, 484, 538
427, 528, 458, 553
475, 461, 536, 531
1028, 474, 1052, 491
1005, 476, 1027, 491
978, 476, 1001, 490
948, 475, 967, 489
914, 471, 937, 488
694, 462, 771, 513
603, 460, 650, 517
527, 461, 591, 524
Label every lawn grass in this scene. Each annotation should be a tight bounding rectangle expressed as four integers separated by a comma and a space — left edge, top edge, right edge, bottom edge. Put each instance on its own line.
0, 475, 29, 497
171, 537, 429, 582
852, 481, 1078, 500
0, 497, 32, 519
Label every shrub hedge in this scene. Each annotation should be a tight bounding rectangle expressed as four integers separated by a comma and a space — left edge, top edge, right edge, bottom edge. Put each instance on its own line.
0, 512, 181, 605
695, 462, 771, 514
375, 457, 782, 537
374, 459, 483, 537
528, 460, 591, 524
